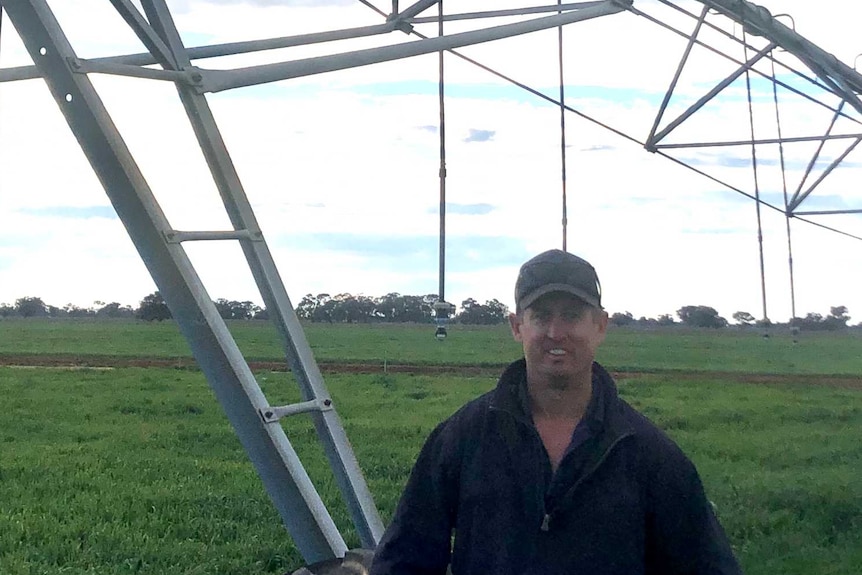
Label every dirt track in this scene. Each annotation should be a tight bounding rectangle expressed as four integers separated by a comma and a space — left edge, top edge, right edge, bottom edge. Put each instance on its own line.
2, 353, 862, 390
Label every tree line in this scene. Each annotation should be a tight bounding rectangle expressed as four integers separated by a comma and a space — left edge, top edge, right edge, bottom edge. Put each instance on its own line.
0, 294, 265, 322
294, 293, 508, 325
1, 295, 854, 330
610, 305, 854, 331
0, 292, 511, 325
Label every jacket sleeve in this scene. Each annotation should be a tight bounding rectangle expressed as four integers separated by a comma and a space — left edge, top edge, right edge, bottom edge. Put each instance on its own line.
370, 419, 460, 575
644, 447, 743, 575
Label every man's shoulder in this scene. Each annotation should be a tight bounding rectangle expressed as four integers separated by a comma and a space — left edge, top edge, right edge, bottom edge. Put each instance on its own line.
614, 399, 693, 464
415, 389, 496, 466
613, 398, 713, 498
437, 360, 524, 432
437, 388, 496, 433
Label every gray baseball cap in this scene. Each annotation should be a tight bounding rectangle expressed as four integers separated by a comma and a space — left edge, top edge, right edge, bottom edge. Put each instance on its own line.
515, 249, 602, 311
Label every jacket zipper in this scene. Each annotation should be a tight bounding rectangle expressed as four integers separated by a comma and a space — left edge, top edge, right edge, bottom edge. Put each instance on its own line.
490, 403, 554, 532
541, 432, 633, 532
489, 401, 634, 534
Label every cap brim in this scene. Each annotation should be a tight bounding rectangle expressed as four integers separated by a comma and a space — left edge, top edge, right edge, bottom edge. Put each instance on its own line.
518, 283, 600, 311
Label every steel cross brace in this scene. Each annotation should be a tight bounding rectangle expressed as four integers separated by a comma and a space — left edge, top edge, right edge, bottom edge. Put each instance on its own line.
197, 1, 628, 92
638, 1, 862, 219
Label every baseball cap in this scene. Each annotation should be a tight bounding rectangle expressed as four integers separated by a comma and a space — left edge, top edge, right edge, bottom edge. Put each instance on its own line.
515, 249, 602, 311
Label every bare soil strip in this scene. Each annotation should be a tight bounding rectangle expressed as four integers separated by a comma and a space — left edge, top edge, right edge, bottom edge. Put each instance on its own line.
2, 353, 861, 390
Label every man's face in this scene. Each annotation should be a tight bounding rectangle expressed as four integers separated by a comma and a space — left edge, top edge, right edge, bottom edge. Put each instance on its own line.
509, 292, 608, 387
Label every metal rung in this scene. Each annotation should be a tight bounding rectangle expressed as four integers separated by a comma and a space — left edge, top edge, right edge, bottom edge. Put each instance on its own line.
261, 398, 333, 423
164, 229, 262, 243
69, 57, 196, 84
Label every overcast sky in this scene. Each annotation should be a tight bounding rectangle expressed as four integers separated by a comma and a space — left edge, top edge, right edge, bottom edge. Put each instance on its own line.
0, 0, 860, 322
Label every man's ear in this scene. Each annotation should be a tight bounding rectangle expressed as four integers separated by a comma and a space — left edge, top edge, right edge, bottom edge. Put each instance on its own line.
509, 312, 524, 342
595, 309, 609, 338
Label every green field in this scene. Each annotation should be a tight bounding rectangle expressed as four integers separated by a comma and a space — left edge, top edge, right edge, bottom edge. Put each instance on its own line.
1, 320, 861, 574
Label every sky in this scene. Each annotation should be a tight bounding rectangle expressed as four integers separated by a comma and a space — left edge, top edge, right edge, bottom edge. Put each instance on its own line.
0, 0, 861, 323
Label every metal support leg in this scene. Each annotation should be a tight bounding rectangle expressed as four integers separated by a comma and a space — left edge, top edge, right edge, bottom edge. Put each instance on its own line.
140, 0, 384, 549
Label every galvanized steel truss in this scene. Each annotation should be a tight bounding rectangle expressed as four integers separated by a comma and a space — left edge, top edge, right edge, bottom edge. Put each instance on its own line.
0, 0, 860, 567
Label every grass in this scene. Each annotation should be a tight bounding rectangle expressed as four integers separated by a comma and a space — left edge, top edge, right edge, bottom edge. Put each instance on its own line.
618, 375, 862, 574
1, 365, 861, 574
0, 367, 485, 575
2, 317, 862, 375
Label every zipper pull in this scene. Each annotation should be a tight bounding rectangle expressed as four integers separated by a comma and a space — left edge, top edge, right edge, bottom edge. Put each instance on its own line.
540, 513, 551, 532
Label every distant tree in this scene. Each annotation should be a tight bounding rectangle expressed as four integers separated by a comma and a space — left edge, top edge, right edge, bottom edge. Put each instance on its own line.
325, 294, 362, 323
791, 306, 850, 331
298, 292, 440, 324
137, 291, 171, 321
457, 298, 508, 325
336, 294, 377, 323
830, 305, 849, 319
233, 301, 261, 320
375, 292, 405, 323
399, 294, 435, 323
826, 305, 850, 329
214, 298, 234, 320
789, 314, 813, 331
96, 302, 134, 319
423, 293, 440, 308
789, 313, 829, 331
372, 293, 433, 323
64, 303, 96, 317
732, 311, 755, 326
296, 294, 319, 321
294, 293, 336, 323
15, 296, 48, 318
676, 305, 727, 328
485, 299, 509, 324
0, 303, 15, 318
456, 298, 477, 324
213, 299, 260, 320
311, 294, 335, 323
327, 295, 349, 323
610, 311, 634, 327
656, 314, 675, 326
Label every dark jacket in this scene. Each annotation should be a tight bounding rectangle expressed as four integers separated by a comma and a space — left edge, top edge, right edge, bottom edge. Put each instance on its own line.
371, 359, 742, 575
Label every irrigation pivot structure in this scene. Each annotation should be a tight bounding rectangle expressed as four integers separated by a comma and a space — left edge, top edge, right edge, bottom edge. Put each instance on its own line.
1, 0, 860, 572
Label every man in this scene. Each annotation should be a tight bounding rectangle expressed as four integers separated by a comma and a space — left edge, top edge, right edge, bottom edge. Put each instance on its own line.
371, 249, 742, 575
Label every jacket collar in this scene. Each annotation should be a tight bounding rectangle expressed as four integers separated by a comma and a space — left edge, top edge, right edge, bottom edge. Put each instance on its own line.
489, 358, 625, 436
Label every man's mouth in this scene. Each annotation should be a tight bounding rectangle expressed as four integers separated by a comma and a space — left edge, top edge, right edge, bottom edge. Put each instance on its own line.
547, 349, 566, 356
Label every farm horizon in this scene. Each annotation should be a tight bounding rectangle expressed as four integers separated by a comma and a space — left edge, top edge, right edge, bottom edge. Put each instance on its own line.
2, 293, 858, 329
2, 317, 861, 377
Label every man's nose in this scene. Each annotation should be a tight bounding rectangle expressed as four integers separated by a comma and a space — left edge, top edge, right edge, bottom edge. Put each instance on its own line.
545, 315, 566, 339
